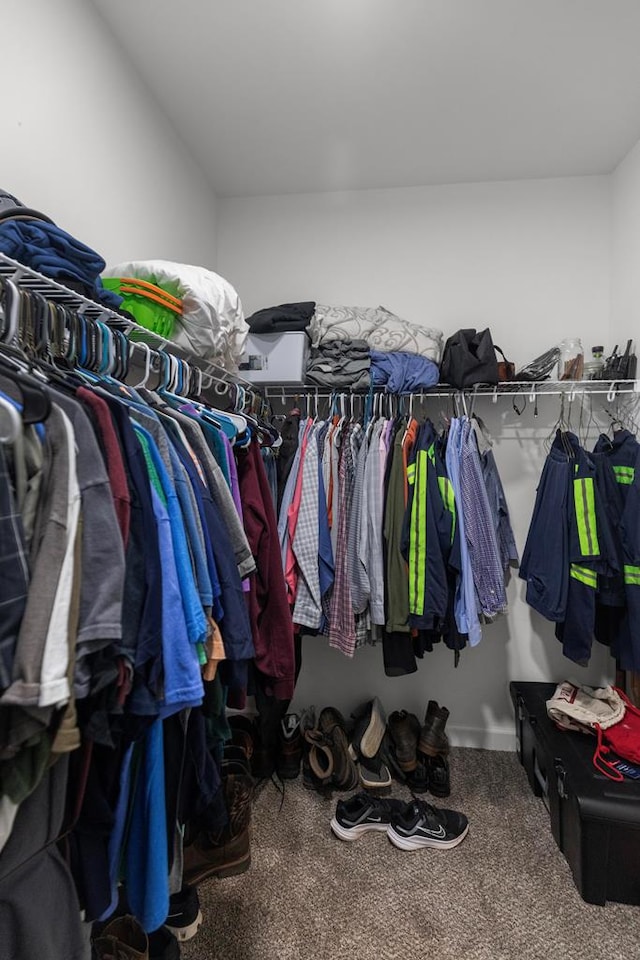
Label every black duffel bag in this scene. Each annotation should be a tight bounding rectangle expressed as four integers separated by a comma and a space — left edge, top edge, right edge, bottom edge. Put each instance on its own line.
440, 328, 500, 389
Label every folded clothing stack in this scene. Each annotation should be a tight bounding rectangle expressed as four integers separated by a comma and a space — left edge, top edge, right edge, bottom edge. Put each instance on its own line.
310, 304, 443, 363
306, 339, 371, 391
0, 189, 122, 310
247, 301, 315, 334
244, 300, 445, 392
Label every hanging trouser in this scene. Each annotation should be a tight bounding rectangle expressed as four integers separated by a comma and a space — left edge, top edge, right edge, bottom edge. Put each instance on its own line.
520, 438, 571, 622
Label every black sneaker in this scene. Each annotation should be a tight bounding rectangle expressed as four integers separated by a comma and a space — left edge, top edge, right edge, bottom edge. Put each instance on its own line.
387, 799, 468, 851
165, 885, 203, 942
330, 792, 408, 842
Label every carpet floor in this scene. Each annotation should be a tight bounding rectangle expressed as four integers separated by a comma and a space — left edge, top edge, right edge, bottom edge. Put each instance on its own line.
183, 749, 639, 960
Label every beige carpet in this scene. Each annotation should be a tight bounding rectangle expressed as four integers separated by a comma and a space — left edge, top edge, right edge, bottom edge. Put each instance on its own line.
183, 749, 639, 960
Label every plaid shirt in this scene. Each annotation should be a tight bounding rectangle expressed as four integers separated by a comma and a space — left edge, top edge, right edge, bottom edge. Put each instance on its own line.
293, 425, 322, 629
459, 419, 507, 616
329, 425, 357, 656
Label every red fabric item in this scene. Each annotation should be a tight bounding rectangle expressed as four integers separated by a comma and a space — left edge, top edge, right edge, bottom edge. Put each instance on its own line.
77, 387, 131, 548
236, 439, 295, 699
594, 687, 640, 781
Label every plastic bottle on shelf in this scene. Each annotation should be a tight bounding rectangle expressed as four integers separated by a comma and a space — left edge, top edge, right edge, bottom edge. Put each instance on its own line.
557, 338, 584, 380
583, 346, 604, 380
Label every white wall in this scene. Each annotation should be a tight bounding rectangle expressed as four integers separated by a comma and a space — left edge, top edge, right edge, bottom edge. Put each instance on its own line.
3, 0, 217, 268
219, 176, 614, 749
612, 136, 640, 342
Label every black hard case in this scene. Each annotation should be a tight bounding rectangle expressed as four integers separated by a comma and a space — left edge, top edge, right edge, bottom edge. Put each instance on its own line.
509, 680, 640, 906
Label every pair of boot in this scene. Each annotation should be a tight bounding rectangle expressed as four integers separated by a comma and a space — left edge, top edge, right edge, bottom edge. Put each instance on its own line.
388, 701, 451, 797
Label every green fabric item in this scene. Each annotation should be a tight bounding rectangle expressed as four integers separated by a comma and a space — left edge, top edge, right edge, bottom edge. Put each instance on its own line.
134, 427, 166, 504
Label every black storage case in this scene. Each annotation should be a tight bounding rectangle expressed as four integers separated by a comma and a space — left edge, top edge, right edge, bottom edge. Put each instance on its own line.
510, 680, 640, 906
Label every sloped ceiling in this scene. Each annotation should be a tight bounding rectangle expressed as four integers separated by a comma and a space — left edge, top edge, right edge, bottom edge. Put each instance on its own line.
92, 0, 640, 197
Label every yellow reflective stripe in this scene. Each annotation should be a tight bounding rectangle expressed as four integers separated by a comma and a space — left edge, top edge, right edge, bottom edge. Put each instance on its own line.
570, 564, 597, 588
427, 443, 436, 467
438, 475, 456, 544
406, 462, 416, 485
409, 451, 427, 615
613, 465, 635, 485
624, 564, 640, 585
574, 477, 600, 556
416, 452, 427, 615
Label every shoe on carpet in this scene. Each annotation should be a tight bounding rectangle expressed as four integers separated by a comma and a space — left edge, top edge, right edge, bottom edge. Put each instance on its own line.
183, 773, 253, 884
318, 707, 359, 791
427, 754, 451, 798
229, 728, 254, 761
350, 697, 387, 760
387, 799, 468, 851
406, 756, 430, 794
304, 728, 335, 787
93, 915, 149, 960
165, 884, 203, 942
147, 925, 181, 960
358, 750, 392, 790
330, 792, 409, 841
418, 701, 450, 758
223, 744, 252, 773
276, 713, 303, 780
387, 710, 421, 772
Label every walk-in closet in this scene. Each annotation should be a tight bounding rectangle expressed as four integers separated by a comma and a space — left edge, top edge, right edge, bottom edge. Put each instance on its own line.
2, 3, 640, 959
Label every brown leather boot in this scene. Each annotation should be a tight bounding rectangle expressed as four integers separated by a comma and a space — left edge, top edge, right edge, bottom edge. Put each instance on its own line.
418, 701, 450, 757
387, 710, 421, 772
93, 916, 149, 960
183, 772, 253, 885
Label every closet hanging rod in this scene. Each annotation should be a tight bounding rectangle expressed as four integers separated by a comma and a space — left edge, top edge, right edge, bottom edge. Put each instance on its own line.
0, 252, 258, 393
265, 379, 640, 402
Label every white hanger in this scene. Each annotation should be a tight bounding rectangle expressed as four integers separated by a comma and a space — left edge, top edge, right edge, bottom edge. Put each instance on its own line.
131, 341, 152, 388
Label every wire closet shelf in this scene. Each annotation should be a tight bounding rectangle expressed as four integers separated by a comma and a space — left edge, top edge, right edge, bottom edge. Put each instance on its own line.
0, 252, 257, 394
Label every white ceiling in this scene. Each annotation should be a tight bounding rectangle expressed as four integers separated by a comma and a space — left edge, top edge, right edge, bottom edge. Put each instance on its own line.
92, 0, 640, 198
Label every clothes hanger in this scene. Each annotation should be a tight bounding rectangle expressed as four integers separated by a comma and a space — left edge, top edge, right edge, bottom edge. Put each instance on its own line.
0, 351, 52, 424
0, 278, 20, 344
0, 392, 21, 444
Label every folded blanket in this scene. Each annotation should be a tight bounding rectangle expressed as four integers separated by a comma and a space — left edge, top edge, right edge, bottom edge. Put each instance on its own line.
247, 301, 315, 334
370, 351, 439, 394
310, 304, 443, 362
306, 339, 371, 391
0, 220, 121, 309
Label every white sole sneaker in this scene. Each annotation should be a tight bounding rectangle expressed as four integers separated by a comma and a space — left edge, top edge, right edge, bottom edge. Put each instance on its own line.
165, 909, 203, 942
330, 817, 390, 842
359, 764, 392, 789
387, 823, 469, 851
359, 698, 387, 758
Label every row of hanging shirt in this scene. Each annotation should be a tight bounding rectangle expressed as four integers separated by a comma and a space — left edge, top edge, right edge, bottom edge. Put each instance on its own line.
277, 398, 519, 672
521, 423, 640, 672
0, 286, 295, 937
